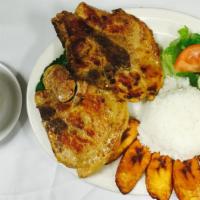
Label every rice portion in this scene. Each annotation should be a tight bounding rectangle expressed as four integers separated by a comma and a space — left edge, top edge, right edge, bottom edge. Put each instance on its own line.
137, 76, 200, 160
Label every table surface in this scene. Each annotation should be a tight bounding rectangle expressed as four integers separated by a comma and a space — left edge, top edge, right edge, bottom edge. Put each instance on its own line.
0, 0, 200, 199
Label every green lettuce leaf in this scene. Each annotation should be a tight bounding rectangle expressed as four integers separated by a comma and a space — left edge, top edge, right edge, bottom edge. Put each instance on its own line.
161, 26, 200, 88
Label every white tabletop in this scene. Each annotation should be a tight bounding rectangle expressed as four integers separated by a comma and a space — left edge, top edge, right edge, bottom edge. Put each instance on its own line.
0, 0, 200, 199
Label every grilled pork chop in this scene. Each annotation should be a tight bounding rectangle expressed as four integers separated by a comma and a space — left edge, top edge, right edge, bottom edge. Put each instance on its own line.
52, 3, 163, 102
52, 11, 131, 91
35, 65, 128, 177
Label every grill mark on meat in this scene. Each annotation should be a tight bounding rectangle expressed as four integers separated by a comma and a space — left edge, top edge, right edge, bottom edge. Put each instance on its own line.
102, 15, 108, 21
70, 38, 86, 64
70, 33, 131, 72
93, 59, 100, 66
84, 7, 103, 28
47, 118, 68, 134
56, 103, 71, 112
54, 12, 131, 71
86, 129, 95, 137
65, 15, 93, 37
118, 74, 132, 89
71, 134, 92, 152
147, 84, 158, 95
104, 64, 115, 81
126, 90, 143, 99
38, 106, 56, 121
93, 34, 130, 69
141, 65, 148, 73
131, 72, 141, 86
82, 95, 105, 112
68, 114, 84, 129
110, 79, 116, 84
87, 69, 101, 81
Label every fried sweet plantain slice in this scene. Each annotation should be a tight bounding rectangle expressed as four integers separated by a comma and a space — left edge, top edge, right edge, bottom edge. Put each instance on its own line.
173, 157, 200, 200
108, 118, 139, 163
146, 152, 173, 200
115, 139, 151, 194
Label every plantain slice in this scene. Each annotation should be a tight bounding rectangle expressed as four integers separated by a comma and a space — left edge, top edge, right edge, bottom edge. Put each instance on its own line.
115, 139, 151, 194
146, 152, 173, 200
173, 157, 200, 200
108, 118, 139, 163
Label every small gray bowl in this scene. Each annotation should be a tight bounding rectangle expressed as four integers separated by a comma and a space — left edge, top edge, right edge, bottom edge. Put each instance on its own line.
0, 62, 22, 141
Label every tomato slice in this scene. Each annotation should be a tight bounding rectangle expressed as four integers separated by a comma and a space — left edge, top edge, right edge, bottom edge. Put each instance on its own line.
174, 44, 200, 72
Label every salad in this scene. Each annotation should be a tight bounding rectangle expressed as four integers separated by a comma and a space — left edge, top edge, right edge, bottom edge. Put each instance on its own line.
161, 26, 200, 88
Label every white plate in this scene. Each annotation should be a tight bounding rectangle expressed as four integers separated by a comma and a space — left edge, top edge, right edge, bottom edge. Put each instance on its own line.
0, 62, 22, 140
27, 8, 200, 196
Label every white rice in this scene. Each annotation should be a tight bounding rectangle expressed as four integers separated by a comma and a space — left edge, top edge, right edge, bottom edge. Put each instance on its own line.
136, 76, 200, 161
